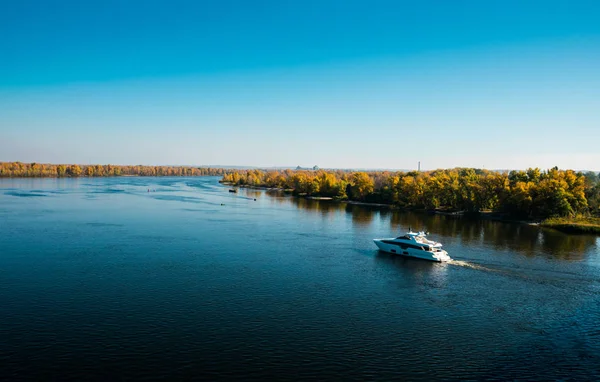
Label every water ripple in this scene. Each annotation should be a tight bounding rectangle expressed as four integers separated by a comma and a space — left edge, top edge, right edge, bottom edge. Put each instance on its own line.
1, 176, 600, 380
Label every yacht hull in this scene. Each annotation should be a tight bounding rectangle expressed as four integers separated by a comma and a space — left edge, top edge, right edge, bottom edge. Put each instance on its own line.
373, 239, 451, 262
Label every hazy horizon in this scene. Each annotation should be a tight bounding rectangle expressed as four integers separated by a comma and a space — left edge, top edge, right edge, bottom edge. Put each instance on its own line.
1, 1, 599, 170
3, 161, 600, 174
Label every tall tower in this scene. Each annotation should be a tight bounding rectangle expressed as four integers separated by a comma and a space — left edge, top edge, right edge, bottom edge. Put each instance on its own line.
418, 161, 421, 172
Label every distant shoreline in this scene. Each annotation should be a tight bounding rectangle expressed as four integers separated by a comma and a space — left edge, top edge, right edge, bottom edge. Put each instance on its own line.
0, 162, 228, 178
0, 174, 217, 178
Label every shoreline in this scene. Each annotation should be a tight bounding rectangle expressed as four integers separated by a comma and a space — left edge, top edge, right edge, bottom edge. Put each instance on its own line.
220, 183, 544, 222
1, 174, 223, 179
222, 182, 598, 235
344, 200, 392, 207
540, 217, 600, 235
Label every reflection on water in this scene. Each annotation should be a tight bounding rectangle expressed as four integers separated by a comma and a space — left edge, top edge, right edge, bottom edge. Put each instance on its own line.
386, 210, 596, 261
242, 189, 262, 199
293, 198, 338, 216
241, 188, 598, 261
271, 196, 599, 261
345, 204, 376, 227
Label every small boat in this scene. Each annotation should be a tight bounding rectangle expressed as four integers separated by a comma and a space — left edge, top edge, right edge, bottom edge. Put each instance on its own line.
373, 230, 451, 262
229, 189, 237, 193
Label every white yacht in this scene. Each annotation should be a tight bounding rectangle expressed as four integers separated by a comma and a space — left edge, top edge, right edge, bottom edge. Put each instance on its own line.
373, 230, 451, 262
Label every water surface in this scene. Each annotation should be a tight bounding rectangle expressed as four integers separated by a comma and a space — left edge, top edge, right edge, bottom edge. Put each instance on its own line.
1, 177, 599, 380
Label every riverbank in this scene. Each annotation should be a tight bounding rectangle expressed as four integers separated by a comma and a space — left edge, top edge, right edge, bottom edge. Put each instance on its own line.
221, 182, 293, 193
1, 162, 228, 178
221, 183, 541, 221
220, 183, 600, 235
220, 167, 600, 231
541, 217, 600, 234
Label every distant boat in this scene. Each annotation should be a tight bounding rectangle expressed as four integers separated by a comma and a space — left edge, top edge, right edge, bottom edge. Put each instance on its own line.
229, 189, 237, 193
373, 230, 451, 262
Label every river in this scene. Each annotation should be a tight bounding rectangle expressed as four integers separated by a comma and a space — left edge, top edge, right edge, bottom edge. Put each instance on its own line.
1, 176, 599, 380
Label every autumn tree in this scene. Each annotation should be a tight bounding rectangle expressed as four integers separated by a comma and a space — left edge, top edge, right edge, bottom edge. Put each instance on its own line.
346, 172, 374, 201
67, 165, 82, 177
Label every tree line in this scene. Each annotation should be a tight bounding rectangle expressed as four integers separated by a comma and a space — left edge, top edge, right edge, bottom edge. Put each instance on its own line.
221, 167, 600, 219
0, 162, 229, 178
3, 162, 599, 219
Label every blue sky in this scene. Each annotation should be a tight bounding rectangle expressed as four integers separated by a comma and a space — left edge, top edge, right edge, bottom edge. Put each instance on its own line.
1, 0, 599, 170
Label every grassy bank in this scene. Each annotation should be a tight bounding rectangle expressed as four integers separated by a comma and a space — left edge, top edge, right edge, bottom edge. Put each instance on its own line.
541, 217, 600, 234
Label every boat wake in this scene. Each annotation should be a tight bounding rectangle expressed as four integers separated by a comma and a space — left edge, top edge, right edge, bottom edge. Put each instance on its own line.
448, 259, 500, 274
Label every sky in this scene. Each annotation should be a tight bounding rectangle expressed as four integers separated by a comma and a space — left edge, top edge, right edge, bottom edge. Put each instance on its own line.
1, 0, 599, 170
